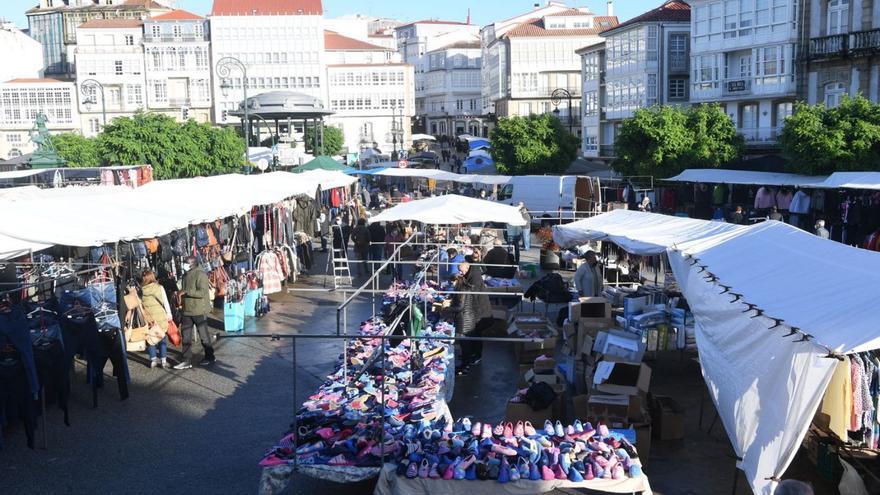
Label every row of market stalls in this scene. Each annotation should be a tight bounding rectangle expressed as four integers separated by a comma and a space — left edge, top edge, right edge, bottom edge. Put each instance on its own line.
553, 209, 880, 494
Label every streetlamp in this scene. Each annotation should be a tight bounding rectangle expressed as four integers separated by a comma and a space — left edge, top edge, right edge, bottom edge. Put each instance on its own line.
550, 88, 574, 134
80, 78, 106, 128
252, 114, 277, 170
215, 56, 250, 147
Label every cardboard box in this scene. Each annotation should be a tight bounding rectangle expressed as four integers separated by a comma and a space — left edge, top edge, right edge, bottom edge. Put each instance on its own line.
514, 327, 558, 363
534, 356, 556, 372
653, 395, 685, 440
594, 329, 646, 363
572, 394, 643, 423
576, 320, 615, 356
594, 361, 652, 397
569, 296, 611, 322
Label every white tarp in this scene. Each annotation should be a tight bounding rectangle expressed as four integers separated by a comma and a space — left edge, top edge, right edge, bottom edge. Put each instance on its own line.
665, 169, 826, 187
553, 210, 880, 494
369, 168, 510, 185
411, 133, 436, 141
552, 209, 745, 254
369, 194, 527, 226
0, 171, 356, 248
815, 171, 880, 190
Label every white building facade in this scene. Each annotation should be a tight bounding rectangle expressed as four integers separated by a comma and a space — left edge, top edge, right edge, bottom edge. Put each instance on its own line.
481, 2, 618, 139
579, 1, 691, 159
804, 0, 880, 107
209, 0, 326, 127
143, 10, 212, 123
689, 0, 801, 148
0, 22, 45, 83
74, 19, 148, 136
423, 41, 484, 137
0, 78, 79, 159
325, 31, 414, 155
395, 20, 481, 136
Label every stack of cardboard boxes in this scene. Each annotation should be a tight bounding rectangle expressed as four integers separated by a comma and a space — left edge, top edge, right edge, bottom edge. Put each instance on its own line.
505, 314, 565, 425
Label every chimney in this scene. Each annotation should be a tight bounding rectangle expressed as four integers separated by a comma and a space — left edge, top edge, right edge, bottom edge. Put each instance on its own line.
466, 8, 471, 24
606, 0, 614, 17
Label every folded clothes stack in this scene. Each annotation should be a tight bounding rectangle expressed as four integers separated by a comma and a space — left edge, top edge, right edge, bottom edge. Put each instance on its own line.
396, 418, 644, 483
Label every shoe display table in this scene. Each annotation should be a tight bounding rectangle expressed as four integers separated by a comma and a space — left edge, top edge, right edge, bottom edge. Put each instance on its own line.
373, 463, 653, 495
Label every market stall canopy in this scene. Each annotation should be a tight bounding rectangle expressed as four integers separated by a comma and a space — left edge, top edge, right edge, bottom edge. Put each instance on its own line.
664, 169, 826, 187
468, 149, 491, 159
554, 209, 880, 494
464, 155, 495, 173
369, 168, 510, 185
815, 171, 880, 190
0, 171, 355, 248
552, 209, 745, 254
411, 133, 436, 141
467, 138, 491, 150
369, 194, 527, 226
0, 233, 52, 261
295, 156, 347, 172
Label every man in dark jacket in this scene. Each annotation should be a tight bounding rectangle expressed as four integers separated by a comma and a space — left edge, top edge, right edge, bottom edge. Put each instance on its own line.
483, 239, 516, 278
367, 221, 386, 273
350, 218, 370, 276
173, 256, 215, 369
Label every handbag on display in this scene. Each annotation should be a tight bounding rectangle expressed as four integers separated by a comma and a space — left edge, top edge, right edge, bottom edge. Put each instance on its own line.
166, 319, 182, 347
124, 304, 148, 352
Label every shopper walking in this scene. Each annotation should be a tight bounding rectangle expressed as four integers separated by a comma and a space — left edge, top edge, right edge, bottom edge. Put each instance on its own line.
518, 202, 532, 251
367, 221, 386, 274
350, 218, 371, 277
174, 256, 216, 370
815, 219, 830, 239
449, 262, 492, 375
318, 206, 331, 252
140, 270, 171, 369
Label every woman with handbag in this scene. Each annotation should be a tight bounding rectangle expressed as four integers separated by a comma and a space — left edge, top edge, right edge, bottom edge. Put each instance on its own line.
141, 270, 172, 369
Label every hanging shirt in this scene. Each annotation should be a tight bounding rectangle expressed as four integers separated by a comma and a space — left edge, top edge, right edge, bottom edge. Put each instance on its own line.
789, 190, 811, 214
811, 190, 825, 211
754, 187, 776, 209
852, 355, 865, 431
820, 356, 853, 441
776, 190, 793, 210
712, 184, 727, 206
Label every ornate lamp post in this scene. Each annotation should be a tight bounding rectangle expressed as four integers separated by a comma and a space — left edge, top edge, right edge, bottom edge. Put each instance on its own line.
80, 78, 106, 128
550, 88, 574, 134
215, 56, 250, 146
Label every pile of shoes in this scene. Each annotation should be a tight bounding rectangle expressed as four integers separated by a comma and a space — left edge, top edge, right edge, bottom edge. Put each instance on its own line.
396, 418, 644, 483
383, 280, 446, 308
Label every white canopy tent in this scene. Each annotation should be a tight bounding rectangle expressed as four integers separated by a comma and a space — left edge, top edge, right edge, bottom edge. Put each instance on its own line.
369, 194, 527, 226
815, 171, 880, 190
369, 168, 511, 185
665, 169, 826, 187
553, 210, 880, 494
411, 133, 436, 141
552, 209, 745, 255
0, 170, 357, 252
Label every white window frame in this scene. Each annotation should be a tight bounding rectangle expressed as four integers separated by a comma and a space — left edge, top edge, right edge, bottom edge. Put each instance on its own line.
824, 82, 846, 107
827, 0, 850, 35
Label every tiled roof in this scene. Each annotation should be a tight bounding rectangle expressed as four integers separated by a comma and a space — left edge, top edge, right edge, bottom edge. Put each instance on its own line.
4, 78, 67, 84
151, 9, 203, 21
78, 19, 144, 28
502, 15, 619, 38
602, 1, 690, 34
545, 8, 591, 17
324, 31, 390, 51
210, 0, 323, 16
397, 19, 470, 28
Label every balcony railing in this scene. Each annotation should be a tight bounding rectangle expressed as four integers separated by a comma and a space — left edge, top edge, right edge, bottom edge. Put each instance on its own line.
850, 28, 880, 53
739, 127, 780, 145
722, 77, 752, 96
809, 34, 848, 59
167, 97, 190, 106
144, 34, 206, 43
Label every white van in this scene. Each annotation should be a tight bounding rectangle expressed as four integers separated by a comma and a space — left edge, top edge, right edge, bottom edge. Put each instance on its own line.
496, 175, 603, 225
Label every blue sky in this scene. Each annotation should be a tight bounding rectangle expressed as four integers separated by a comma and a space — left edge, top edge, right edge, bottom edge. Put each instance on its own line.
1, 0, 643, 29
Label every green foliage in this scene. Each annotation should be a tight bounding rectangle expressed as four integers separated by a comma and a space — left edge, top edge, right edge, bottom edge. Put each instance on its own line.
489, 114, 579, 175
52, 132, 100, 167
780, 95, 880, 175
305, 125, 345, 156
612, 104, 743, 177
98, 112, 244, 179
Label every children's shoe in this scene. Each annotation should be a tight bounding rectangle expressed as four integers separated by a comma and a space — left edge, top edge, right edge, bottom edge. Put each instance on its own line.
482, 423, 493, 439
583, 462, 595, 480
445, 459, 459, 480
554, 420, 565, 438
497, 457, 510, 483
597, 423, 609, 438
573, 419, 584, 434
543, 420, 555, 436
509, 459, 521, 482
541, 464, 555, 481
471, 422, 481, 436
568, 464, 584, 482
429, 462, 441, 479
503, 422, 513, 438
493, 423, 504, 436
612, 463, 624, 480
566, 424, 575, 436
524, 421, 537, 436
418, 458, 430, 478
629, 464, 643, 477
529, 461, 541, 481
405, 460, 419, 478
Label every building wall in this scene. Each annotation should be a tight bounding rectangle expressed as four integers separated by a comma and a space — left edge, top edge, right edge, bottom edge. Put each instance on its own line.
326, 63, 415, 153
580, 47, 604, 158
143, 18, 212, 122
0, 22, 45, 82
0, 80, 79, 159
209, 14, 326, 125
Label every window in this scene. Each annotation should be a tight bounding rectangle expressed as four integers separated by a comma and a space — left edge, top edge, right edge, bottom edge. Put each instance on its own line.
646, 73, 658, 105
518, 102, 532, 115
669, 33, 688, 71
583, 91, 598, 116
151, 50, 161, 69
193, 23, 203, 38
775, 101, 793, 128
114, 60, 123, 75
127, 84, 143, 106
153, 81, 167, 101
669, 79, 686, 99
195, 49, 207, 69
89, 118, 100, 133
456, 99, 463, 110
824, 82, 846, 107
108, 88, 121, 106
124, 35, 134, 46
5, 134, 21, 144
172, 24, 181, 38
827, 0, 849, 35
694, 54, 719, 89
584, 53, 600, 81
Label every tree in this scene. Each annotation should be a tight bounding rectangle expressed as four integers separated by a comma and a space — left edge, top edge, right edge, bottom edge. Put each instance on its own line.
98, 112, 245, 179
489, 114, 579, 175
780, 95, 880, 175
305, 125, 344, 156
52, 132, 101, 167
612, 104, 742, 177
